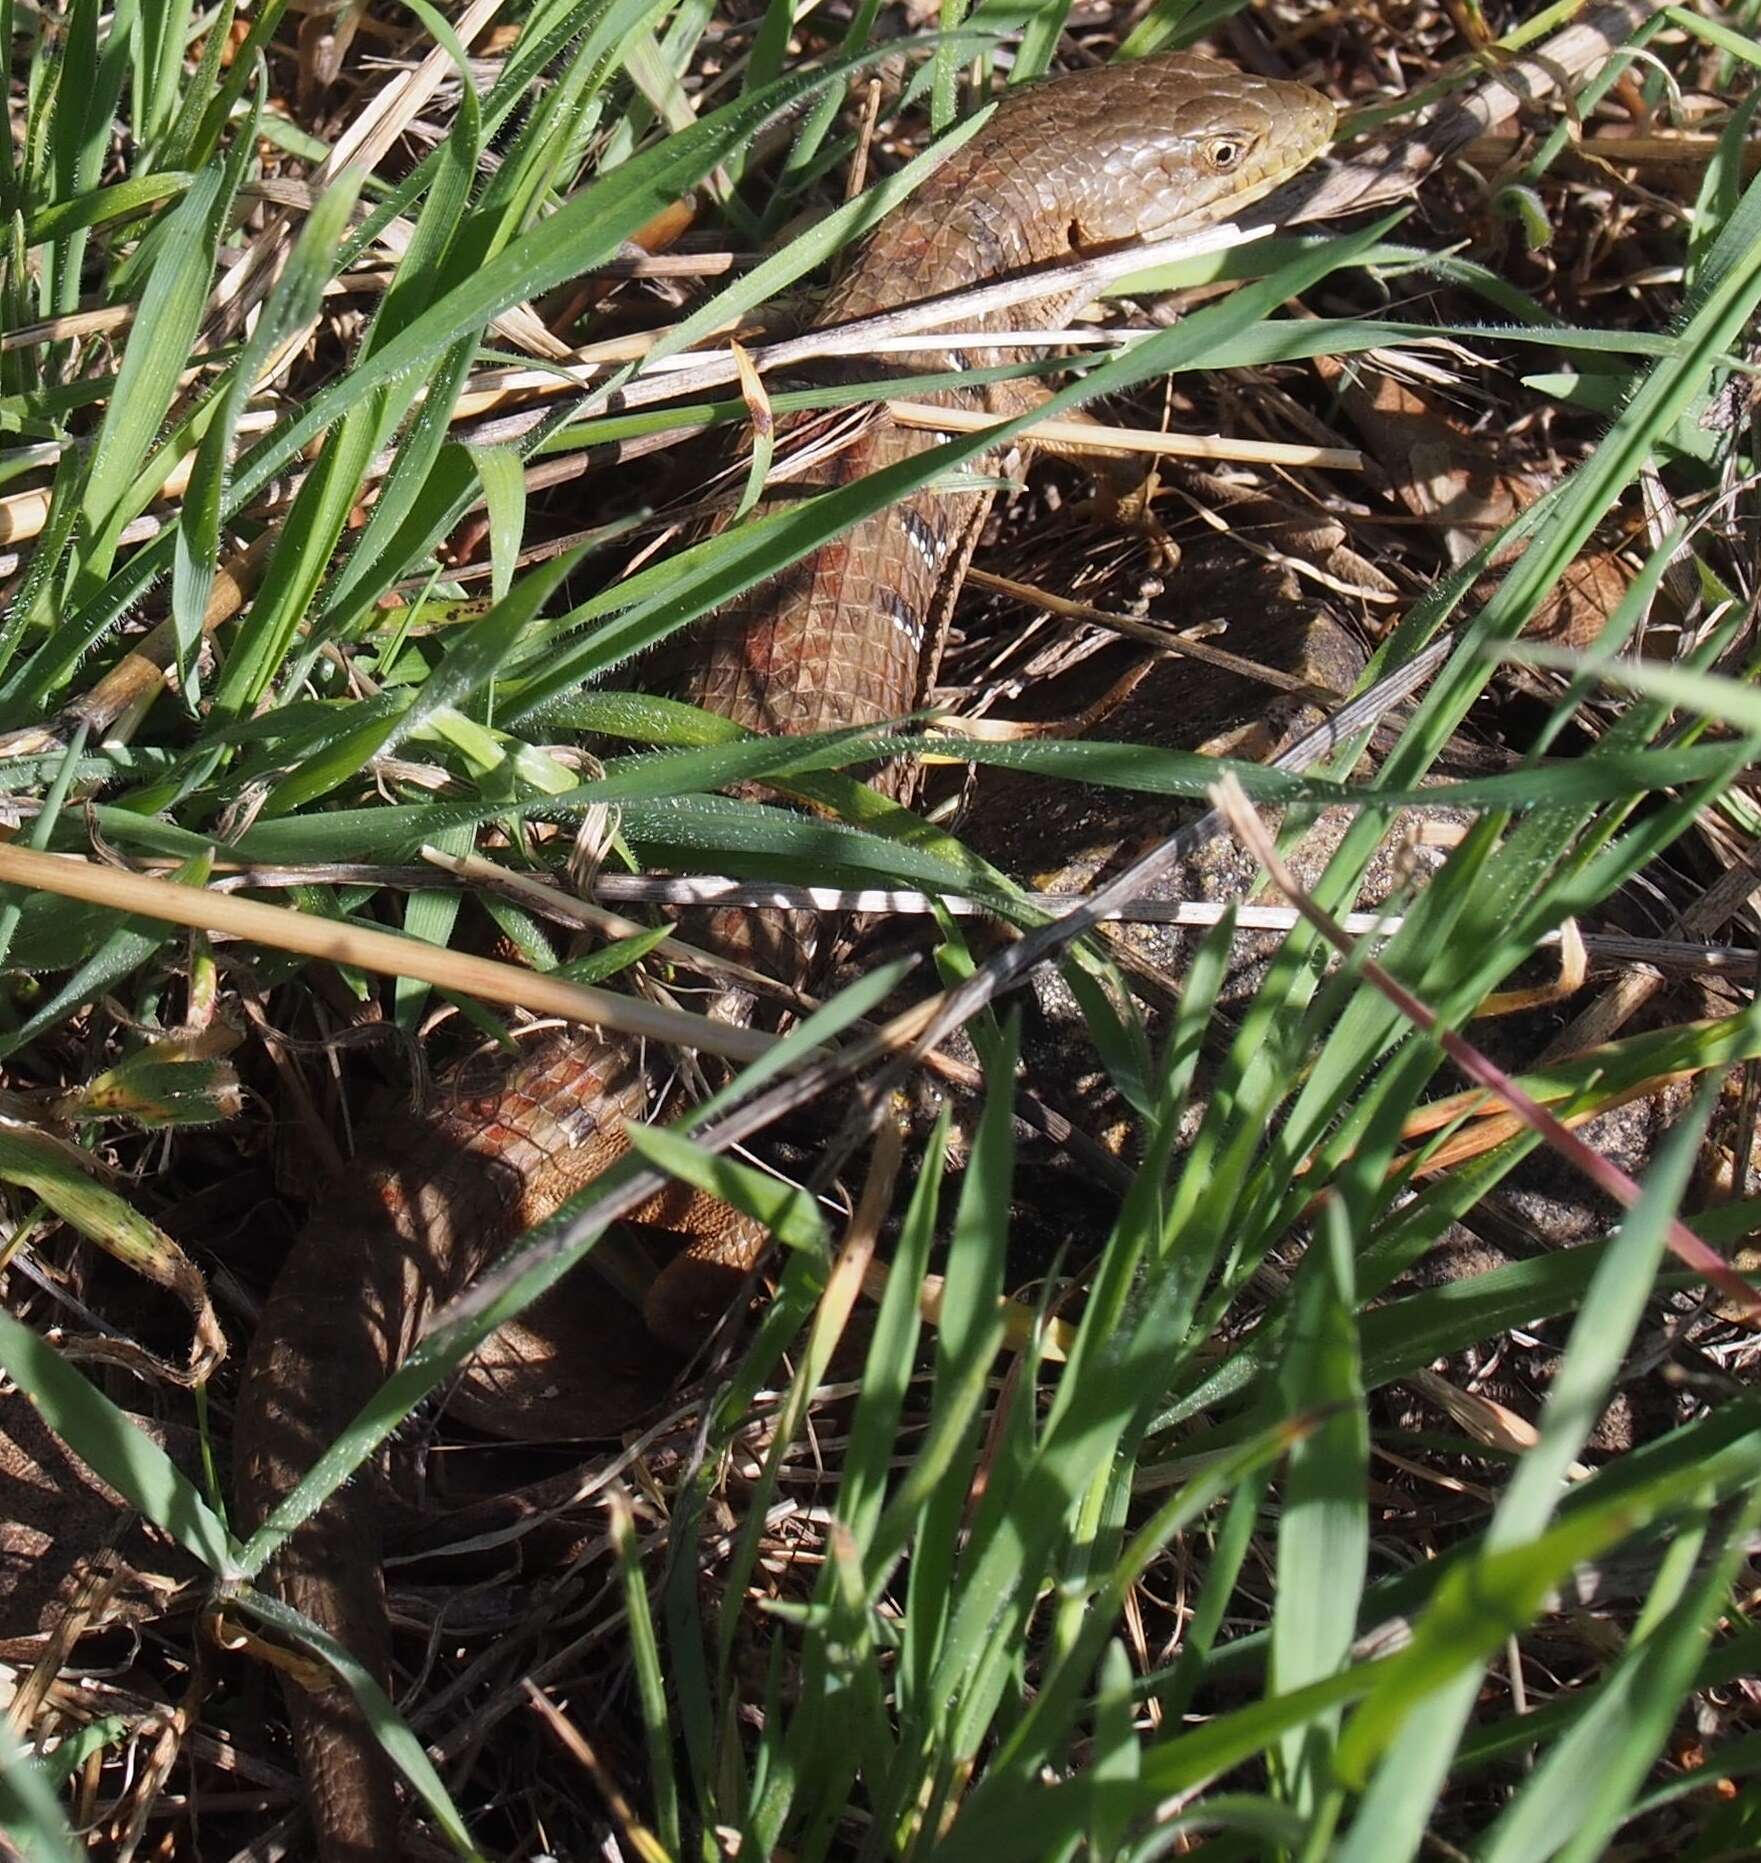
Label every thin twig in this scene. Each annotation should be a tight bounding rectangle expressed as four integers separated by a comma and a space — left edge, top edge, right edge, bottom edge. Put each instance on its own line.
885, 400, 1363, 471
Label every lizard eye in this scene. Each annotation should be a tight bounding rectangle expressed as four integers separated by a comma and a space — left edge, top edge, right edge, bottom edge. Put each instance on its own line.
1206, 137, 1244, 171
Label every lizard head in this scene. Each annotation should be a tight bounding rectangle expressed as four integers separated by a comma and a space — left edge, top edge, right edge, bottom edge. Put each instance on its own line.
1000, 51, 1336, 246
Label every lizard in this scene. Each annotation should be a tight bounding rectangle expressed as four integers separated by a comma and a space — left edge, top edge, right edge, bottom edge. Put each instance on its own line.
232, 50, 1336, 1858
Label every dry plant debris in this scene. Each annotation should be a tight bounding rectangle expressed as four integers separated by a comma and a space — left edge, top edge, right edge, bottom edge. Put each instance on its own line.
2, 0, 1761, 1858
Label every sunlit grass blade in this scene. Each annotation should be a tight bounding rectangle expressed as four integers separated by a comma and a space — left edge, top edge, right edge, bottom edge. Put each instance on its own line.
1333, 1085, 1720, 1855
1269, 1195, 1368, 1813
1479, 1486, 1761, 1863
73, 167, 225, 588
0, 1306, 232, 1573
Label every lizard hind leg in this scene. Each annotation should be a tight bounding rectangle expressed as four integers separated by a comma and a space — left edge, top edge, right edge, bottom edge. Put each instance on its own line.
450, 1178, 770, 1440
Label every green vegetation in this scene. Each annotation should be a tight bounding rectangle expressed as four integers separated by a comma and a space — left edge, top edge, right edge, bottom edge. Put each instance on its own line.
3, 0, 1761, 1858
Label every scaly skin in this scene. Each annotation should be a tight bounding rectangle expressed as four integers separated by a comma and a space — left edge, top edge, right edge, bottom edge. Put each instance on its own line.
232, 53, 1334, 1858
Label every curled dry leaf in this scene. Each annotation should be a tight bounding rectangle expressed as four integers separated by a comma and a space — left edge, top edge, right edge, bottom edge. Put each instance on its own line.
0, 1124, 225, 1386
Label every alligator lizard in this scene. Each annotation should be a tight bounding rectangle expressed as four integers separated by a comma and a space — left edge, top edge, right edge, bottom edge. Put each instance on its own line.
233, 52, 1334, 1858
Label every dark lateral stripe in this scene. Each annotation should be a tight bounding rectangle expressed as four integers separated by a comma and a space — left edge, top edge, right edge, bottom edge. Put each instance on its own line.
900, 504, 943, 570
877, 585, 925, 651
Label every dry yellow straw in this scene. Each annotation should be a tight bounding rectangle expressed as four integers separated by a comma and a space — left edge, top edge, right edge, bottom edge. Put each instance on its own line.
0, 842, 775, 1062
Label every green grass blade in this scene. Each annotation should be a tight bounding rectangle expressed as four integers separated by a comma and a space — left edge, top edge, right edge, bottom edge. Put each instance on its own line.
0, 1307, 232, 1573
75, 167, 223, 578
0, 1715, 80, 1863
1333, 1086, 1719, 1854
1480, 1489, 1761, 1863
229, 1585, 482, 1859
1269, 1195, 1368, 1811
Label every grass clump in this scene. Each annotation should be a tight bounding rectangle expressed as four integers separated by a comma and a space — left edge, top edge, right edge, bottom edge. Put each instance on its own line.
3, 1, 1761, 1859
